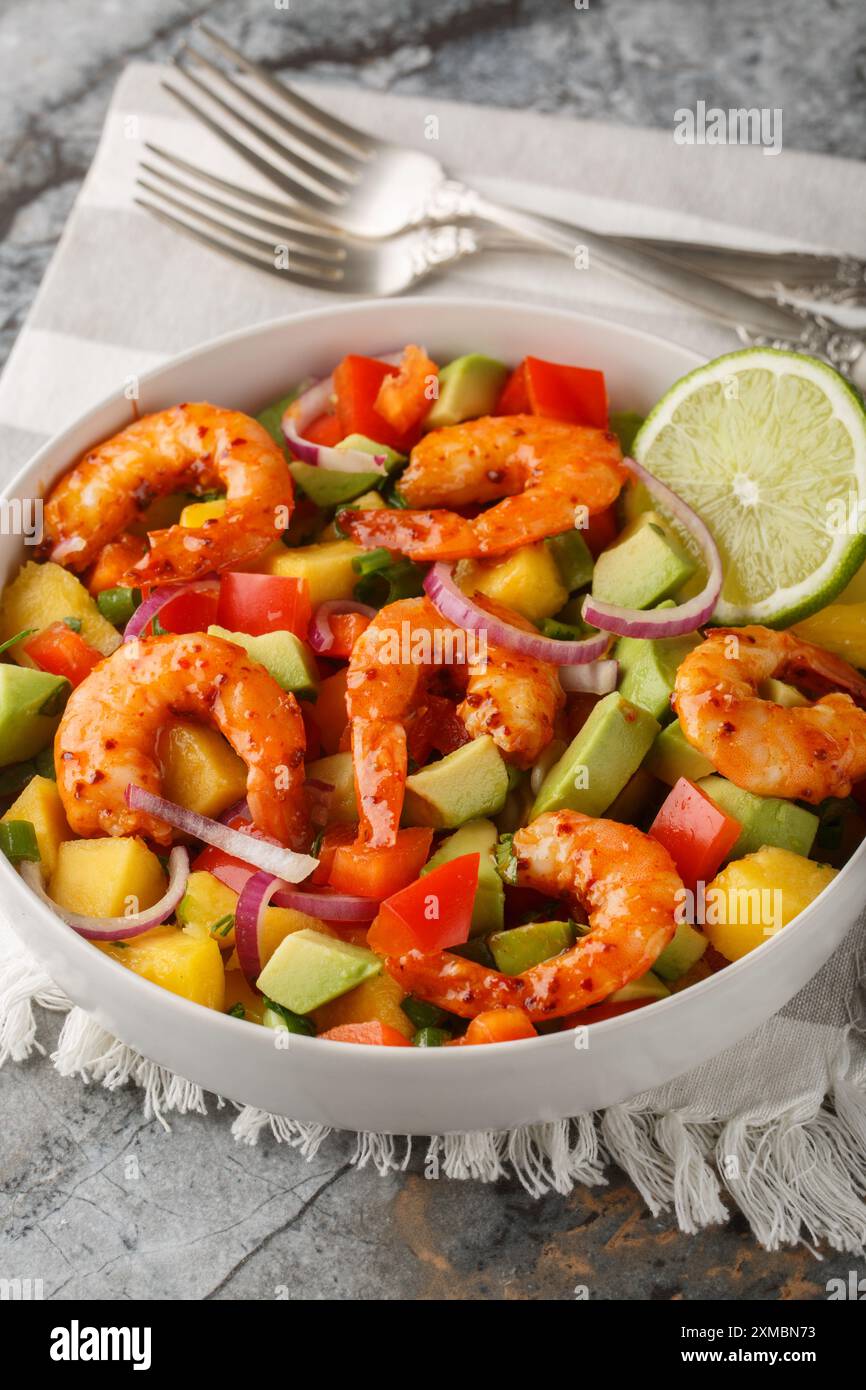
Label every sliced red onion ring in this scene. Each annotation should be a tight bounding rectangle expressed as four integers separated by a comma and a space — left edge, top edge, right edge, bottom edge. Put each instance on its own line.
559, 660, 619, 694
219, 798, 250, 825
308, 599, 376, 654
235, 870, 283, 984
423, 563, 610, 666
271, 885, 379, 922
123, 580, 219, 642
581, 457, 723, 639
20, 847, 189, 941
281, 375, 389, 475
125, 784, 318, 883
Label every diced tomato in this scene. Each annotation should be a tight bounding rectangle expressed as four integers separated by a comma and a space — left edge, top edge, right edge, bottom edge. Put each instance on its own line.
367, 852, 479, 955
156, 584, 220, 635
582, 505, 618, 557
23, 622, 102, 687
332, 354, 418, 453
464, 1007, 537, 1044
496, 356, 608, 428
495, 362, 532, 415
313, 668, 349, 755
304, 412, 344, 447
319, 1021, 412, 1046
321, 611, 370, 660
310, 824, 355, 886
217, 573, 312, 639
649, 777, 741, 892
329, 827, 434, 900
374, 344, 439, 435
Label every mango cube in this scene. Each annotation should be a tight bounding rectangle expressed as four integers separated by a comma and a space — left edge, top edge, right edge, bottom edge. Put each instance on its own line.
223, 968, 265, 1024
703, 846, 837, 962
158, 719, 247, 820
793, 602, 866, 670
98, 926, 225, 1010
312, 971, 414, 1038
258, 539, 364, 606
50, 836, 166, 918
0, 561, 121, 665
2, 774, 71, 876
180, 498, 227, 527
455, 542, 567, 623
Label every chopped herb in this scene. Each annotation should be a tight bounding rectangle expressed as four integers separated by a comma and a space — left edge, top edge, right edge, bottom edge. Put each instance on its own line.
211, 913, 235, 939
111, 941, 128, 950
185, 488, 224, 503
403, 997, 448, 1030
61, 615, 83, 632
0, 627, 36, 656
228, 1002, 246, 1019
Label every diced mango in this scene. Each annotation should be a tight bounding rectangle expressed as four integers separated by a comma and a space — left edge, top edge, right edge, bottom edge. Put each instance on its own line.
180, 498, 227, 527
703, 846, 837, 962
98, 926, 225, 1010
314, 669, 349, 755
223, 969, 265, 1024
793, 602, 866, 669
50, 837, 167, 918
455, 543, 568, 623
158, 719, 247, 820
311, 969, 414, 1038
2, 774, 71, 877
178, 868, 333, 962
305, 752, 357, 824
0, 561, 121, 665
256, 539, 364, 605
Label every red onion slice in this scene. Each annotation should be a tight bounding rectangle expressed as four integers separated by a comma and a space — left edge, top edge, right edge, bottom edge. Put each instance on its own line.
20, 847, 189, 941
308, 599, 376, 654
123, 580, 219, 642
581, 457, 723, 639
271, 885, 379, 922
281, 375, 389, 475
423, 563, 610, 666
559, 660, 619, 694
125, 784, 318, 883
235, 870, 283, 985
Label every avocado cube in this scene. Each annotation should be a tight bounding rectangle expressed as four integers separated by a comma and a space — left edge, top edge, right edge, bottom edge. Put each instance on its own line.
305, 752, 358, 825
644, 719, 714, 787
609, 970, 670, 1003
402, 736, 509, 829
758, 678, 809, 708
697, 775, 819, 860
421, 818, 504, 935
489, 919, 576, 975
531, 692, 660, 819
257, 928, 381, 1015
592, 513, 697, 610
616, 631, 700, 722
545, 529, 594, 593
423, 354, 509, 430
0, 665, 70, 767
653, 920, 709, 982
209, 625, 318, 699
289, 461, 383, 508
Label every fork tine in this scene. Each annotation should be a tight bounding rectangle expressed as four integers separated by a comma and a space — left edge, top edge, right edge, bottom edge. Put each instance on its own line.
143, 142, 337, 230
134, 179, 345, 280
135, 196, 347, 291
171, 57, 349, 205
137, 169, 347, 262
181, 41, 361, 182
198, 23, 374, 158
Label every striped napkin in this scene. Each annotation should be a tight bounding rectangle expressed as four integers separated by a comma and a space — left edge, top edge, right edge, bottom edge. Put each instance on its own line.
1, 64, 865, 1250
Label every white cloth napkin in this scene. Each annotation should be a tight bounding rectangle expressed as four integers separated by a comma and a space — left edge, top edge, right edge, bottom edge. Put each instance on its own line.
1, 64, 865, 1250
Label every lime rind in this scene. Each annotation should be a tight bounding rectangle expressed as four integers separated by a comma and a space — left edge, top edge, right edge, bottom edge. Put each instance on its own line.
633, 348, 866, 627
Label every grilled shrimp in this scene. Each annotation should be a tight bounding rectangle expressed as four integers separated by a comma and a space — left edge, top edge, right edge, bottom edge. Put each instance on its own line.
346, 595, 564, 846
384, 811, 682, 1019
343, 415, 625, 560
42, 404, 293, 587
55, 632, 309, 848
674, 625, 866, 804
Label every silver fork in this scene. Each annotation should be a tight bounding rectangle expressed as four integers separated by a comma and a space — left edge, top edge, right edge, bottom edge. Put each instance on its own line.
136, 149, 504, 295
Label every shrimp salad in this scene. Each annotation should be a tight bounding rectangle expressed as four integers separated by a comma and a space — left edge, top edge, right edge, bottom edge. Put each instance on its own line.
2, 343, 864, 1049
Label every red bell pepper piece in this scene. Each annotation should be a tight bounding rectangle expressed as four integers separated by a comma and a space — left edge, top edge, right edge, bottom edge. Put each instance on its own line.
328, 826, 434, 900
374, 344, 439, 435
367, 852, 480, 955
23, 622, 102, 687
319, 1021, 412, 1045
156, 584, 220, 635
332, 354, 418, 453
496, 356, 608, 429
304, 412, 344, 447
649, 777, 741, 891
217, 573, 312, 638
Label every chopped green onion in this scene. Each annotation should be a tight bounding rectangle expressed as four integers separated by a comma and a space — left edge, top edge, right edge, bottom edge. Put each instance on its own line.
228, 1002, 246, 1019
495, 833, 518, 885
262, 998, 315, 1036
352, 547, 393, 577
97, 586, 141, 628
0, 820, 40, 864
412, 1026, 451, 1047
211, 913, 235, 939
61, 615, 83, 632
186, 489, 224, 503
0, 628, 36, 656
403, 997, 448, 1030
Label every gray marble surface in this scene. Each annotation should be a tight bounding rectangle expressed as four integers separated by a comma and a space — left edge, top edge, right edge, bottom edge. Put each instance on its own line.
1, 0, 864, 1301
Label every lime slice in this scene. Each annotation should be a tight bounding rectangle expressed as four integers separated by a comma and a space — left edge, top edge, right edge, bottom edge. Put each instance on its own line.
633, 348, 866, 626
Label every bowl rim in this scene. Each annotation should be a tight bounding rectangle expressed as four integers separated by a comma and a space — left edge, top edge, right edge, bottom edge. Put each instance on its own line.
3, 293, 863, 1066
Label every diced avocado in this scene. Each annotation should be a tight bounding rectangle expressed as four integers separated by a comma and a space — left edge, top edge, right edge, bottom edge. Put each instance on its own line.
337, 434, 405, 470
609, 410, 645, 456
644, 718, 714, 786
610, 970, 670, 1003
653, 920, 709, 982
489, 919, 575, 975
257, 927, 381, 1015
531, 692, 659, 818
305, 752, 358, 825
0, 664, 70, 767
208, 625, 318, 699
605, 767, 663, 827
421, 818, 504, 935
698, 775, 819, 860
592, 512, 697, 611
403, 736, 509, 830
545, 529, 594, 593
616, 630, 700, 722
423, 354, 509, 430
289, 461, 383, 508
759, 678, 809, 708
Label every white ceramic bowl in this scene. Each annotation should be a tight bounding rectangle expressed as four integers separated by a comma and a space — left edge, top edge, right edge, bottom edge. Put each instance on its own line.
3, 298, 863, 1135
